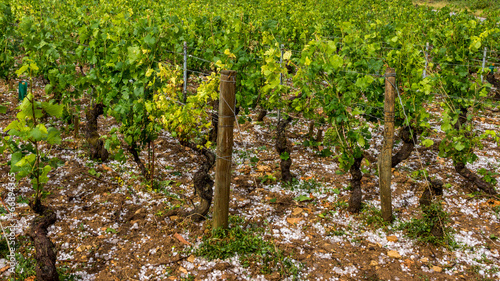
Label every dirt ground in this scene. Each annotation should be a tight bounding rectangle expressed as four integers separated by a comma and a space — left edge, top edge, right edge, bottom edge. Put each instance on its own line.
0, 76, 499, 281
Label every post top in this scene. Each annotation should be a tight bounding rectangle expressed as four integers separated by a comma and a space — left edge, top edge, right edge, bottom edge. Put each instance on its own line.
221, 70, 237, 75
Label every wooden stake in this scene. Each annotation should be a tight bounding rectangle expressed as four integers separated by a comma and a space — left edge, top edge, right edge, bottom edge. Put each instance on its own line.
481, 47, 487, 83
379, 67, 396, 223
213, 70, 236, 229
183, 41, 188, 103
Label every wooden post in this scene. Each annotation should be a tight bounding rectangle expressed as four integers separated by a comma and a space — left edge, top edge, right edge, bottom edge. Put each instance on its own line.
379, 67, 396, 223
481, 47, 487, 83
423, 42, 429, 79
183, 41, 188, 103
278, 44, 284, 123
213, 70, 237, 229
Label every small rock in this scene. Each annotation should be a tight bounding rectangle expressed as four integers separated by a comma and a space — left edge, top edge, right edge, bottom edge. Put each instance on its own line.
179, 266, 188, 274
187, 255, 195, 263
370, 260, 378, 266
292, 207, 303, 216
432, 265, 442, 272
170, 216, 179, 221
387, 250, 401, 259
269, 272, 280, 280
403, 259, 414, 267
420, 257, 429, 263
386, 235, 398, 242
286, 217, 302, 224
76, 246, 83, 252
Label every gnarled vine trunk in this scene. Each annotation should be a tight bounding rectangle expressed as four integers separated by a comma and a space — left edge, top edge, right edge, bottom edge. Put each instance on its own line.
419, 180, 444, 238
455, 162, 497, 194
209, 99, 219, 143
86, 103, 109, 161
128, 142, 148, 178
486, 73, 500, 101
348, 156, 364, 213
392, 126, 418, 168
419, 179, 443, 207
452, 107, 497, 195
28, 202, 58, 281
315, 127, 323, 142
276, 116, 293, 182
180, 140, 216, 221
256, 109, 267, 122
307, 121, 315, 139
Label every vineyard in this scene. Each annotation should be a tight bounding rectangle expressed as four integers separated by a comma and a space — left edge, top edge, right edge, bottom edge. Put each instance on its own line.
1, 0, 500, 280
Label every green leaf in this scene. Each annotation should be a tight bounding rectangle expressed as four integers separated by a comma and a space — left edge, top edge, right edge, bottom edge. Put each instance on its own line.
15, 64, 29, 77
128, 46, 141, 63
106, 227, 117, 234
46, 127, 61, 145
441, 123, 452, 132
10, 151, 23, 166
421, 139, 434, 147
280, 152, 290, 161
144, 34, 156, 46
329, 55, 343, 69
42, 102, 63, 118
0, 105, 6, 114
29, 127, 44, 141
294, 195, 313, 202
39, 165, 52, 185
454, 142, 465, 151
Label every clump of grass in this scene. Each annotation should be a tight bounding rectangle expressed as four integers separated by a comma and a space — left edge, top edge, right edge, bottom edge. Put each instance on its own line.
194, 216, 301, 278
359, 204, 390, 230
398, 202, 456, 248
284, 178, 322, 193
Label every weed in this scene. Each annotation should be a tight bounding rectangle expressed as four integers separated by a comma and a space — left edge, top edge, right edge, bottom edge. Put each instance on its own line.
58, 266, 82, 281
284, 178, 321, 193
398, 202, 456, 247
327, 229, 346, 236
259, 172, 277, 184
16, 195, 29, 204
360, 204, 388, 230
88, 168, 101, 177
332, 200, 348, 209
478, 168, 498, 186
194, 216, 301, 279
180, 274, 195, 281
9, 252, 36, 281
410, 169, 428, 181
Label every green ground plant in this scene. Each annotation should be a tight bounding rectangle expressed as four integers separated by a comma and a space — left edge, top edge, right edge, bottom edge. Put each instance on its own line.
398, 202, 456, 247
195, 216, 301, 278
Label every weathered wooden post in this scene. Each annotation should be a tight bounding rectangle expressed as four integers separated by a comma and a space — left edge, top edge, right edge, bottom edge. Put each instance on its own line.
213, 70, 237, 229
481, 47, 487, 83
379, 67, 396, 223
183, 41, 188, 103
422, 42, 429, 79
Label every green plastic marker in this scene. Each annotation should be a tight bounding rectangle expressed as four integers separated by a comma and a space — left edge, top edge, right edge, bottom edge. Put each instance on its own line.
490, 64, 495, 73
18, 81, 27, 101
